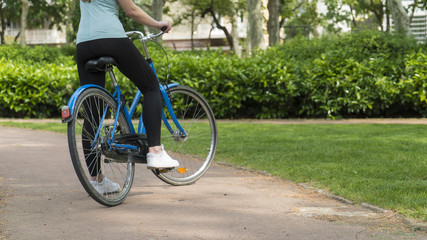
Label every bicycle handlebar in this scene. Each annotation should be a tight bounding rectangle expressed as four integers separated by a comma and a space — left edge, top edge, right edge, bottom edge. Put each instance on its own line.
126, 26, 167, 42
126, 26, 168, 60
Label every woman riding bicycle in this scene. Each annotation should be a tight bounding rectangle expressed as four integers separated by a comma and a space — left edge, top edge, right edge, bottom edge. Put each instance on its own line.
76, 0, 179, 193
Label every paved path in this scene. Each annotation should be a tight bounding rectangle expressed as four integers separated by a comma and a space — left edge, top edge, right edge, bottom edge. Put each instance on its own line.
0, 125, 426, 239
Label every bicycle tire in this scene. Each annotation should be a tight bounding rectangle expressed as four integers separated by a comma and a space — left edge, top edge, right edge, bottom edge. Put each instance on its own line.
67, 87, 134, 206
153, 86, 217, 185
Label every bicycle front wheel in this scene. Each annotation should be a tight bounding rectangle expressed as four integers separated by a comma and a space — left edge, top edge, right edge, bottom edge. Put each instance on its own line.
154, 86, 217, 185
67, 87, 134, 206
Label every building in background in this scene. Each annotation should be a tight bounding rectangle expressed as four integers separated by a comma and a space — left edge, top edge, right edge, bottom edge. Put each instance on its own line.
5, 21, 66, 45
403, 0, 427, 41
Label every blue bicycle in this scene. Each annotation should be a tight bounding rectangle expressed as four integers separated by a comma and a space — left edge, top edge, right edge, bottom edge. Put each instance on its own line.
61, 30, 217, 206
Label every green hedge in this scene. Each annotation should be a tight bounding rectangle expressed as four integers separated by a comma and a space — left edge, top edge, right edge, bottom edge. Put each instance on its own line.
161, 31, 427, 118
0, 59, 78, 118
1, 30, 427, 119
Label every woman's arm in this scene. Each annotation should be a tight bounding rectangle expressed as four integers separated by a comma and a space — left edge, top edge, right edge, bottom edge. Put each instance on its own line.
117, 0, 171, 32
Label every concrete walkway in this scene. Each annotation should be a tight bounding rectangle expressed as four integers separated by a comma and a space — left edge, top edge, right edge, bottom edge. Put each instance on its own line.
0, 124, 426, 239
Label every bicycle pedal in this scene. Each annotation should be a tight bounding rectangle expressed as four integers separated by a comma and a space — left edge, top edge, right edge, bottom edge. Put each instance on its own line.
159, 168, 174, 173
158, 167, 187, 173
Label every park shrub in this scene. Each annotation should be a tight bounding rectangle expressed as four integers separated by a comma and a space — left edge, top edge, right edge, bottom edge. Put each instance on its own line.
159, 31, 424, 118
0, 44, 73, 64
0, 58, 78, 118
0, 30, 426, 119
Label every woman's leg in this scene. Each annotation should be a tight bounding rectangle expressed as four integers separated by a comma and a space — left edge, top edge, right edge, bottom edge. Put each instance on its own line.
76, 41, 106, 179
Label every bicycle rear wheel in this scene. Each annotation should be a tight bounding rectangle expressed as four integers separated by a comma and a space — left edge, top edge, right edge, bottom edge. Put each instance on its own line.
154, 86, 217, 185
67, 87, 134, 206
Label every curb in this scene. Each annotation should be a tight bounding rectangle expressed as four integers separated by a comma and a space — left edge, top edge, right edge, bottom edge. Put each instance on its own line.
405, 220, 427, 232
360, 203, 387, 213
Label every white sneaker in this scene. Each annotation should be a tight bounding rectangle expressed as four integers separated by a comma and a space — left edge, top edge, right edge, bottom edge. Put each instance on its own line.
146, 146, 179, 169
90, 177, 120, 194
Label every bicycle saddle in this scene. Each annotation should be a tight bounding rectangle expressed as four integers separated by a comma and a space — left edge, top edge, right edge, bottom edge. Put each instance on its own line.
85, 56, 118, 72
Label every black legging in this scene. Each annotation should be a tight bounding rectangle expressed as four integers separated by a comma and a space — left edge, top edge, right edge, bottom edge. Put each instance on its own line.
76, 38, 162, 176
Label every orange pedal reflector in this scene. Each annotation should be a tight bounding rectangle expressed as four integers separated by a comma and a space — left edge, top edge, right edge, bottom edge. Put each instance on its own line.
177, 168, 187, 174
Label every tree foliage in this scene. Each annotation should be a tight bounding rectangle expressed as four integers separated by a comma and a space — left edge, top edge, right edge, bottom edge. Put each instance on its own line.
281, 0, 321, 38
0, 0, 67, 44
321, 0, 413, 36
169, 0, 245, 51
0, 0, 22, 44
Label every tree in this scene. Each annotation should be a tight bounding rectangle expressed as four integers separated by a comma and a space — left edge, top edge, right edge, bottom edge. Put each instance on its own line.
5, 0, 67, 45
201, 0, 235, 50
20, 0, 28, 45
267, 0, 281, 46
293, 0, 321, 37
356, 0, 385, 31
168, 0, 199, 49
247, 0, 265, 50
277, 0, 321, 40
321, 0, 415, 34
231, 8, 241, 56
149, 0, 165, 33
406, 0, 426, 24
322, 0, 354, 33
0, 0, 20, 44
65, 0, 79, 43
322, 0, 385, 32
170, 0, 244, 52
388, 0, 410, 35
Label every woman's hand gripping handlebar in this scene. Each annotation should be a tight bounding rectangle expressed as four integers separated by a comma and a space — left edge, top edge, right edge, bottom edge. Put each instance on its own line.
125, 26, 168, 60
126, 26, 168, 42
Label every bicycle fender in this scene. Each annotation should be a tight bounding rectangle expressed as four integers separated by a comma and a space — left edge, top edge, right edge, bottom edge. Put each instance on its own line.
159, 83, 179, 92
166, 83, 179, 89
62, 84, 112, 123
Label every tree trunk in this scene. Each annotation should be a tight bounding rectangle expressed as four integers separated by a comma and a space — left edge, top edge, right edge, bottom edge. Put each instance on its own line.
247, 0, 265, 50
267, 0, 281, 46
191, 10, 195, 50
231, 12, 241, 57
149, 0, 165, 34
0, 3, 5, 44
369, 0, 384, 31
20, 0, 29, 45
385, 0, 391, 32
205, 7, 234, 51
245, 11, 250, 57
388, 0, 411, 35
14, 31, 21, 43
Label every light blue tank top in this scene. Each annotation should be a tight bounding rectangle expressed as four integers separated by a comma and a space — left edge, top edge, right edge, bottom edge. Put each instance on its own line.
76, 0, 127, 44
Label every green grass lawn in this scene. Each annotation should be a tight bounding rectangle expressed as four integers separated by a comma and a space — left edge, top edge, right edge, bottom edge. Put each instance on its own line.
0, 120, 426, 221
